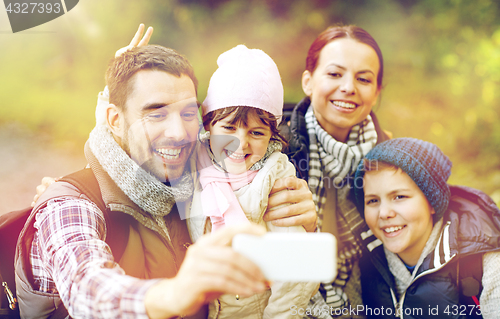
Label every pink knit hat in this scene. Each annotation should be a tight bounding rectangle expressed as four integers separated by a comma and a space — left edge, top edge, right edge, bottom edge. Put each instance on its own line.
202, 45, 284, 124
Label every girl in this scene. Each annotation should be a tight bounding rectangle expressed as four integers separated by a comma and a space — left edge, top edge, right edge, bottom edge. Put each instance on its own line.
284, 25, 391, 317
188, 44, 318, 319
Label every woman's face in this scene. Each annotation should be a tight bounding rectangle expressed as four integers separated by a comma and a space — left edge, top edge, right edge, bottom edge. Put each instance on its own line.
302, 38, 381, 142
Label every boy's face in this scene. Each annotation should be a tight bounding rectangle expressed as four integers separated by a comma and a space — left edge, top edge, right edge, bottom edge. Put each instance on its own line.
209, 111, 272, 175
363, 168, 435, 266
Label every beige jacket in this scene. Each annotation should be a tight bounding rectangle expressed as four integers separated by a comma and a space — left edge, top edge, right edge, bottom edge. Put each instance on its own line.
189, 151, 318, 319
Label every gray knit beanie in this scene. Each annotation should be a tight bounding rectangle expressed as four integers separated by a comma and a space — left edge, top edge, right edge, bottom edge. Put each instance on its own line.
353, 138, 452, 221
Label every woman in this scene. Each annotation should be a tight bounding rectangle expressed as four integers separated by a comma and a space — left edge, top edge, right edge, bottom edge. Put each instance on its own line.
285, 25, 391, 318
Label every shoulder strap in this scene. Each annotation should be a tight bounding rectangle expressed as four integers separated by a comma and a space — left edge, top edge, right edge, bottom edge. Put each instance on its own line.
58, 168, 129, 262
58, 168, 106, 216
458, 254, 483, 298
0, 206, 32, 317
457, 254, 483, 318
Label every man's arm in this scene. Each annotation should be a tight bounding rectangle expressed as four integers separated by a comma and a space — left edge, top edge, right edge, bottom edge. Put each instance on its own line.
145, 224, 268, 318
34, 198, 156, 318
263, 176, 317, 232
35, 198, 267, 318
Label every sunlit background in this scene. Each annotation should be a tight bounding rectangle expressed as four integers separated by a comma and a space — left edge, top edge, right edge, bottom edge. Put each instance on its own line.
1, 0, 499, 212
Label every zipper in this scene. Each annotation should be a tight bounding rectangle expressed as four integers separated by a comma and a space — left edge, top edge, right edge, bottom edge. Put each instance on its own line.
397, 254, 457, 317
395, 221, 456, 318
211, 299, 221, 319
2, 281, 17, 310
154, 215, 179, 271
389, 289, 402, 318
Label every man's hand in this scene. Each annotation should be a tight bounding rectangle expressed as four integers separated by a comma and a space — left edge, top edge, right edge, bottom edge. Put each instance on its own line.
114, 24, 153, 58
263, 176, 317, 232
144, 224, 268, 319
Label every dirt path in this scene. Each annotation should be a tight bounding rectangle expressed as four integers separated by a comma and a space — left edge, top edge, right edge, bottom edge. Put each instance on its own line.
0, 124, 88, 215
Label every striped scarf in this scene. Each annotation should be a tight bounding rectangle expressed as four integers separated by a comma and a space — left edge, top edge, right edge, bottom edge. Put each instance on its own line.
305, 106, 377, 228
305, 106, 377, 317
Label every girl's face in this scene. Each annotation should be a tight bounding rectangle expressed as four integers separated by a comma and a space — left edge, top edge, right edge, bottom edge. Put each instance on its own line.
209, 110, 272, 175
363, 168, 435, 266
302, 38, 381, 142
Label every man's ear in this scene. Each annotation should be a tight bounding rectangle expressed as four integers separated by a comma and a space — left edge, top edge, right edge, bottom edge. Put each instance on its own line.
301, 70, 313, 96
106, 104, 125, 140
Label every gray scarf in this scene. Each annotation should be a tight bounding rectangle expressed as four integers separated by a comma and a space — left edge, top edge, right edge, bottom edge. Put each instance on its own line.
87, 125, 194, 220
386, 219, 444, 300
304, 106, 377, 318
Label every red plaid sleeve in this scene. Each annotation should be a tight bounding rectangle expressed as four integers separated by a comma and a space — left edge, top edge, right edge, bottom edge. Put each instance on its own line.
30, 197, 159, 318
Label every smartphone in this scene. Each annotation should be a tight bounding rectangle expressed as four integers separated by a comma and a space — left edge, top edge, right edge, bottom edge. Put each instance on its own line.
232, 232, 336, 282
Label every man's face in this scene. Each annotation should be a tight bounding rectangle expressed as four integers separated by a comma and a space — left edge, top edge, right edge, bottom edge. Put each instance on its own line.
120, 70, 199, 183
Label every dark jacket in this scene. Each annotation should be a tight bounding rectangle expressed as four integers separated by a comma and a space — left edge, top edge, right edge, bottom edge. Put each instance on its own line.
360, 185, 500, 319
284, 97, 390, 182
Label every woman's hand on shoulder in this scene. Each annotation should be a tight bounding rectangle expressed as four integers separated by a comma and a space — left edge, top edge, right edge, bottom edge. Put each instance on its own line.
31, 176, 58, 207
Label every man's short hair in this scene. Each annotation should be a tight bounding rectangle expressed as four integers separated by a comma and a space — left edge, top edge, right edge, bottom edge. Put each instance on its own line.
105, 45, 198, 110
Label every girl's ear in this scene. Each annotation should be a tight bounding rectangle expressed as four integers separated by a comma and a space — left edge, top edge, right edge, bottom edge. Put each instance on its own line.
203, 122, 211, 133
302, 70, 313, 96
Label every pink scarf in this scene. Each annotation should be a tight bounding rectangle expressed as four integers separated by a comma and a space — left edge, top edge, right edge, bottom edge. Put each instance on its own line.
198, 147, 258, 231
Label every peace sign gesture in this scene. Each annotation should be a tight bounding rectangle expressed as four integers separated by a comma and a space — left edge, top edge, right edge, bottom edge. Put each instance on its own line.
114, 23, 154, 58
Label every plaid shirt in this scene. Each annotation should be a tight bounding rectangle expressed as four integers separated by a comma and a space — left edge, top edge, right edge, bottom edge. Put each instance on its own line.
30, 197, 159, 318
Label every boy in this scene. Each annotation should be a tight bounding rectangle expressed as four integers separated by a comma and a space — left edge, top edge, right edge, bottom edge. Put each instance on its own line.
353, 138, 500, 318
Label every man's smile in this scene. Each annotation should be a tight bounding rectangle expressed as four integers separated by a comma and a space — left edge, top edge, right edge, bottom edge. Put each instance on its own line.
154, 147, 182, 160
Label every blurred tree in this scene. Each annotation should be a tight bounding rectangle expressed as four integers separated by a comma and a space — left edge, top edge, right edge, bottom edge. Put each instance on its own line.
0, 0, 498, 202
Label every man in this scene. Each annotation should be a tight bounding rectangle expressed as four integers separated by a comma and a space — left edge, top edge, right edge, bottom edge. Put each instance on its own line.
16, 40, 316, 318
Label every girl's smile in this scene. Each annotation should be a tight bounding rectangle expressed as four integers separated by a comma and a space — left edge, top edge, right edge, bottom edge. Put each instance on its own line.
209, 112, 272, 175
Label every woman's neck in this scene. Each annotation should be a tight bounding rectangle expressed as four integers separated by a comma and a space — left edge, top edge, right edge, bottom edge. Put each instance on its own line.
318, 120, 351, 143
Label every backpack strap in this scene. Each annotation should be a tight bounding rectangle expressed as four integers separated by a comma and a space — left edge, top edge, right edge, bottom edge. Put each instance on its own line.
57, 168, 130, 263
458, 254, 483, 300
58, 168, 106, 217
457, 254, 483, 318
0, 207, 31, 317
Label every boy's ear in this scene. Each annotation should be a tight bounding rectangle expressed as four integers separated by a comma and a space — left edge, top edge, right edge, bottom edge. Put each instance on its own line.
106, 103, 125, 142
301, 70, 313, 96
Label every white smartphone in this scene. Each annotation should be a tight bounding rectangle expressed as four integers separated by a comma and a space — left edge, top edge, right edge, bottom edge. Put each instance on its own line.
232, 232, 337, 282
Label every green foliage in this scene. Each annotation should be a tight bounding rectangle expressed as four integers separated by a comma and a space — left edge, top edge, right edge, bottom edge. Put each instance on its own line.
0, 0, 498, 203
